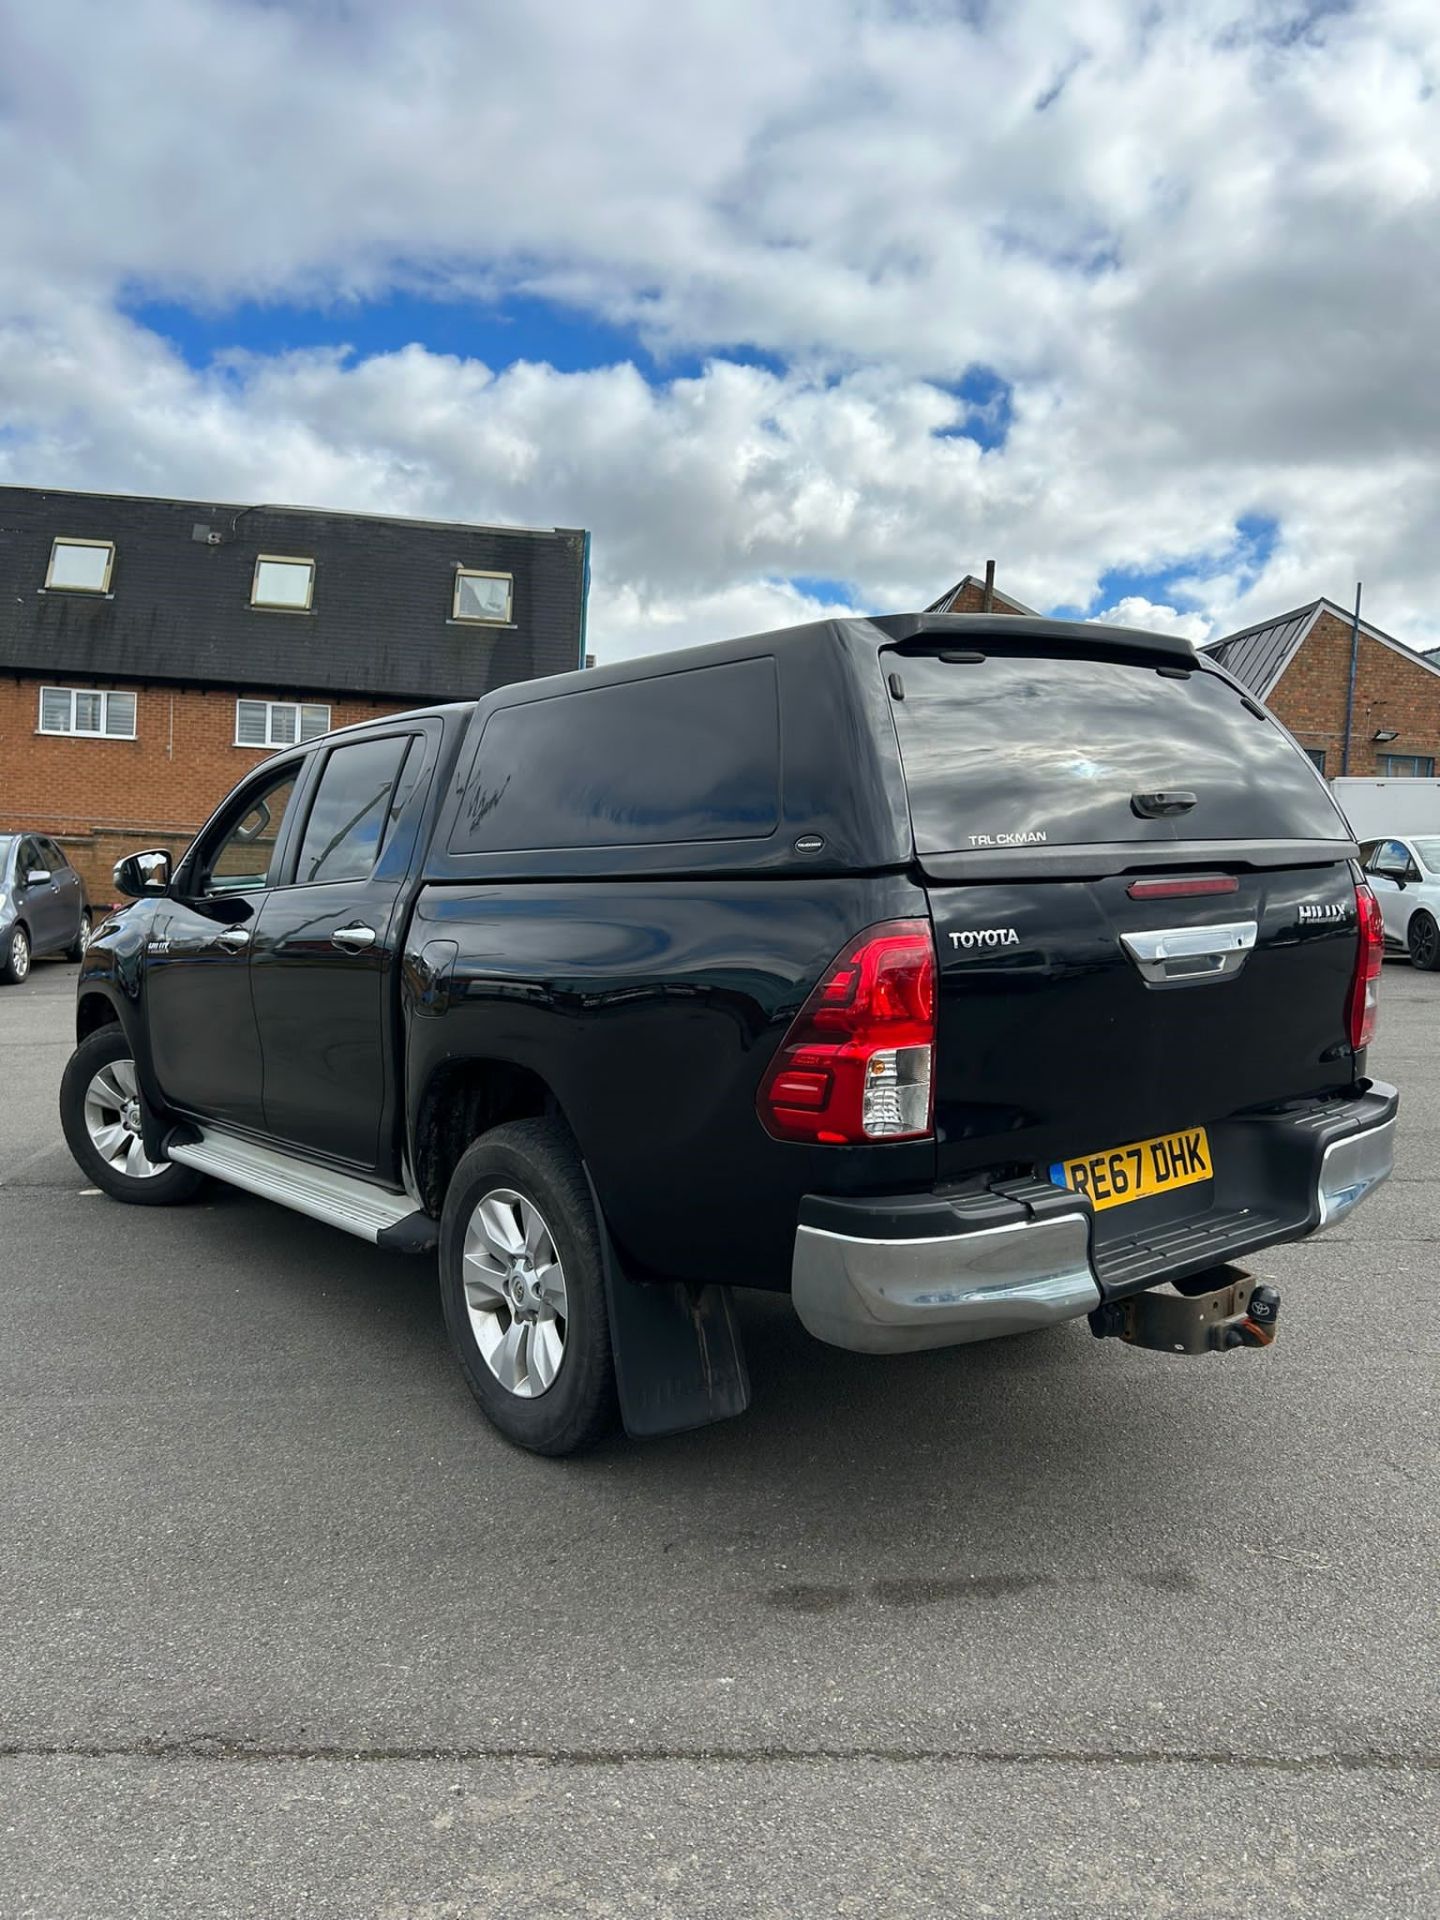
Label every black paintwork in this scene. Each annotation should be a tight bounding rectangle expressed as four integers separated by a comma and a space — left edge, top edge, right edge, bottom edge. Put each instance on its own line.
75, 613, 1374, 1299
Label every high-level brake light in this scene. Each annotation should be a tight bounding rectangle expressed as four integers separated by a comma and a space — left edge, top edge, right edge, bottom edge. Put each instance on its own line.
758, 920, 936, 1144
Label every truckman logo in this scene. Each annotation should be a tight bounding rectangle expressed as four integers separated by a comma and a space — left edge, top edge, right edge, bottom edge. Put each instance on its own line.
1298, 902, 1347, 923
950, 928, 1020, 950
967, 830, 1048, 847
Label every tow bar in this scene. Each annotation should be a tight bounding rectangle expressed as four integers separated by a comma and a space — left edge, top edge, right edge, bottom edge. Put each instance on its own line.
1089, 1265, 1281, 1355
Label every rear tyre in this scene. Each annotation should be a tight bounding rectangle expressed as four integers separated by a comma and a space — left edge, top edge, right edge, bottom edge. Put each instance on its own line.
59, 1026, 204, 1205
66, 911, 92, 962
440, 1118, 618, 1456
1, 924, 30, 985
1407, 911, 1440, 972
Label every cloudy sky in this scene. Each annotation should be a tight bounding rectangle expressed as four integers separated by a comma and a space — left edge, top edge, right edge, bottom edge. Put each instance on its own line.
2, 0, 1438, 658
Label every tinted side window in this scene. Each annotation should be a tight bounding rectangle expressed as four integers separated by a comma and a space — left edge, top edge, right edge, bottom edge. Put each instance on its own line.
451, 658, 780, 853
203, 771, 301, 895
40, 838, 69, 870
295, 736, 410, 884
888, 649, 1348, 854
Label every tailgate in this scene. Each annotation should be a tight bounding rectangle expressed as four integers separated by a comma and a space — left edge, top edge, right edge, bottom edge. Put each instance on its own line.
926, 861, 1360, 1182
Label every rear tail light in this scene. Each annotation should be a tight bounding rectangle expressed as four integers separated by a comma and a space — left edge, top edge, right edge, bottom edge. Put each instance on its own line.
1349, 881, 1384, 1052
758, 919, 936, 1144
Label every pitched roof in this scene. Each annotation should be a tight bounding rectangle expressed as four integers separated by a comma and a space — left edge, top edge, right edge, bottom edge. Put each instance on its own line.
925, 573, 1039, 616
1204, 596, 1440, 698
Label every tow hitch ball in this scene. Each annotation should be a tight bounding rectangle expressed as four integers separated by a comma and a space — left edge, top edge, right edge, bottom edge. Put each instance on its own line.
1089, 1267, 1281, 1355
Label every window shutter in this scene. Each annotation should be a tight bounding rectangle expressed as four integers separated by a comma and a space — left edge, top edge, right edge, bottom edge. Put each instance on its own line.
40, 689, 72, 732
299, 704, 331, 742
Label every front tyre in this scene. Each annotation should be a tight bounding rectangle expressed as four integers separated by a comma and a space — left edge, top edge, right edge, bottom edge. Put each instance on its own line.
440, 1118, 617, 1456
1407, 910, 1440, 972
59, 1026, 205, 1205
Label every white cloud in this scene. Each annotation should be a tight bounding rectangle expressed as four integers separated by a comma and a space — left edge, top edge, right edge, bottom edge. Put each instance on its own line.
3, 0, 1440, 656
1093, 597, 1212, 643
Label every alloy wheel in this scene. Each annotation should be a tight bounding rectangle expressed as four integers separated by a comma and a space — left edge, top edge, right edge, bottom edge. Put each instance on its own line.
10, 928, 29, 981
82, 1056, 166, 1180
1410, 915, 1439, 970
461, 1187, 569, 1397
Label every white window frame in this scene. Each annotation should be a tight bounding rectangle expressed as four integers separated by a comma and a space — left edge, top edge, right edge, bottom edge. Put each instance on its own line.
234, 698, 332, 749
250, 554, 316, 612
452, 567, 514, 624
45, 536, 116, 594
37, 685, 137, 739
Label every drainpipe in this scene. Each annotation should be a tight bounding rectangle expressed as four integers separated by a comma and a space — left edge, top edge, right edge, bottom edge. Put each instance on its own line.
1341, 581, 1362, 775
982, 558, 995, 612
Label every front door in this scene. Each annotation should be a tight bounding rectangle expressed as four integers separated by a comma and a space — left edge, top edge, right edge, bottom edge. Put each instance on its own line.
146, 761, 306, 1129
250, 730, 425, 1168
16, 838, 67, 954
1364, 838, 1418, 945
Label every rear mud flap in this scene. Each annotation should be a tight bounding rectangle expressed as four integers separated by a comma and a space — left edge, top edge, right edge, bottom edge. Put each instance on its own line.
587, 1170, 751, 1438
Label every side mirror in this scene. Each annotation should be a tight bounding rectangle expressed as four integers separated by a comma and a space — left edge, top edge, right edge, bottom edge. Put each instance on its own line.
114, 849, 172, 899
25, 869, 52, 886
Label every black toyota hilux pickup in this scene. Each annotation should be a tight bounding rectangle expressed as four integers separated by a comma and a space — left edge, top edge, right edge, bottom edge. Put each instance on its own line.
61, 614, 1397, 1453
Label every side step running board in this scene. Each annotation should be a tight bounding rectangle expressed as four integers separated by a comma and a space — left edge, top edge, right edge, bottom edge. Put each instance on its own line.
165, 1130, 438, 1252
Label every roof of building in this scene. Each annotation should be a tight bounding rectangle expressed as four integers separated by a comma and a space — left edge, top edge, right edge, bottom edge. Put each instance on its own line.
0, 483, 588, 704
925, 573, 1040, 616
1204, 596, 1440, 698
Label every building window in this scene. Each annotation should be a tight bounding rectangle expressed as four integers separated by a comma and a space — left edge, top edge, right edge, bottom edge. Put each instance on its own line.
1304, 748, 1326, 773
1378, 754, 1436, 777
45, 537, 115, 593
38, 686, 137, 738
235, 698, 332, 749
452, 568, 513, 624
250, 555, 316, 611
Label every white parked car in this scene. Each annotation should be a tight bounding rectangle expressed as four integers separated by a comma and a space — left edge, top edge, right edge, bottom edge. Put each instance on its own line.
1359, 836, 1440, 970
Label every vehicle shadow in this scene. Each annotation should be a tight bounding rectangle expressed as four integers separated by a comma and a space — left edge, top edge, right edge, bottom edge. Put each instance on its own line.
196, 1180, 1247, 1589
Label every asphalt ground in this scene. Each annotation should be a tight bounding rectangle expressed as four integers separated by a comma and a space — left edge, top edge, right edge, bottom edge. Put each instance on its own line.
1, 958, 1435, 1917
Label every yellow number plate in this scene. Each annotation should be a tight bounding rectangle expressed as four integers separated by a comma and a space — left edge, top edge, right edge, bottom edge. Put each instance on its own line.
1049, 1126, 1213, 1212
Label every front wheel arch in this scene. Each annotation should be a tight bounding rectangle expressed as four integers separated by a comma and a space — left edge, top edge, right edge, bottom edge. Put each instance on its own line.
77, 989, 123, 1042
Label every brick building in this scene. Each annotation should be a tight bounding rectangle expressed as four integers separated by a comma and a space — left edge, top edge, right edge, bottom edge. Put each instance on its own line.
0, 486, 588, 901
1205, 597, 1440, 780
926, 569, 1035, 617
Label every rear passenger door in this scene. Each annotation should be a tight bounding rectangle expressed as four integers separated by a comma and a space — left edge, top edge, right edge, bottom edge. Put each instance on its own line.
38, 838, 85, 946
249, 726, 433, 1170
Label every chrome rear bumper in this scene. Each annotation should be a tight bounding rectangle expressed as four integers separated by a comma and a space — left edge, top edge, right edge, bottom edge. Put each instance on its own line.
791, 1085, 1397, 1354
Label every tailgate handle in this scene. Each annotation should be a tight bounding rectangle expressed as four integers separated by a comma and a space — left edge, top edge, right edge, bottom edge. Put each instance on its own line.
1121, 919, 1258, 986
1132, 789, 1197, 818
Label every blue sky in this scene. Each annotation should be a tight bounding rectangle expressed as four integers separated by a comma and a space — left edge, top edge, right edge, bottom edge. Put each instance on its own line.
4, 0, 1439, 656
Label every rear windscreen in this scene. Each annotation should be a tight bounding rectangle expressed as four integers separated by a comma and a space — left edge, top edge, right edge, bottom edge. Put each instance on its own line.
887, 649, 1348, 853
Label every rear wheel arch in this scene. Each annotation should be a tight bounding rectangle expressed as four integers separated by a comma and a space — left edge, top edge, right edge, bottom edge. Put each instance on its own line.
413, 1056, 576, 1216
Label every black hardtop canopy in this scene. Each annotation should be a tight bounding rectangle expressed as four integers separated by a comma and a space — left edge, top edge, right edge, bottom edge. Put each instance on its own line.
464, 608, 1200, 721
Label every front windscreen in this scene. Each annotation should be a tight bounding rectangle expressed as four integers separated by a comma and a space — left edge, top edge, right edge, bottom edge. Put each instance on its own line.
1412, 837, 1440, 873
887, 646, 1349, 855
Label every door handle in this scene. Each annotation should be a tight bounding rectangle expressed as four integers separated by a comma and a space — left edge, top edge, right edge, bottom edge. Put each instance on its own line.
331, 924, 377, 952
216, 927, 252, 952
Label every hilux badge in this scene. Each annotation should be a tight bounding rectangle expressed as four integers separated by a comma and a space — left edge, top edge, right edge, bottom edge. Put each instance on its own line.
950, 928, 1020, 950
1298, 902, 1346, 924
